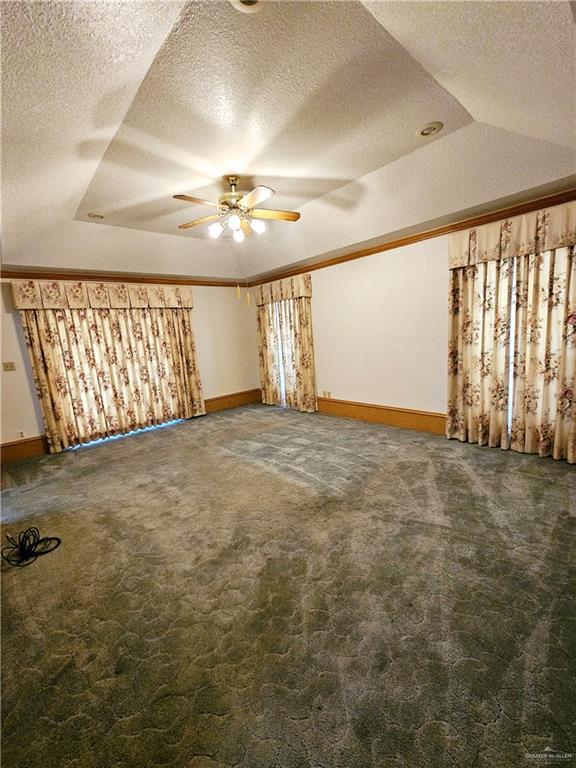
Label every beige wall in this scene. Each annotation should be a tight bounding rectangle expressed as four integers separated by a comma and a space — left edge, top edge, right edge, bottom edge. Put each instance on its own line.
193, 286, 259, 399
1, 237, 449, 444
0, 282, 259, 444
311, 236, 449, 414
1, 283, 45, 442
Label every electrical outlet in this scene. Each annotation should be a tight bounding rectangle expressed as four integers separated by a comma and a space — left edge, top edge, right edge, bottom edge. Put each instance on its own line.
17, 430, 25, 439
3, 361, 16, 372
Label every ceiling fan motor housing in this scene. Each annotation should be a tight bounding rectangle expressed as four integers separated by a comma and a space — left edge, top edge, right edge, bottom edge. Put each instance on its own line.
219, 176, 248, 208
218, 191, 247, 208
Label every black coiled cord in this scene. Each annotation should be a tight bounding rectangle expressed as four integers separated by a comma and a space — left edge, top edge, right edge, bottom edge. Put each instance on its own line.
1, 527, 61, 567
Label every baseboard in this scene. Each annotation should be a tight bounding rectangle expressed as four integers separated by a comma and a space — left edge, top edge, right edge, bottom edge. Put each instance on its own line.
204, 388, 262, 413
1, 435, 49, 464
0, 389, 263, 464
317, 396, 447, 435
1, 394, 440, 463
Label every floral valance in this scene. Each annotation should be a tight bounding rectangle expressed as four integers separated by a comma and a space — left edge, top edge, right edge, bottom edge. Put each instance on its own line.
255, 274, 312, 306
448, 200, 576, 269
10, 279, 194, 310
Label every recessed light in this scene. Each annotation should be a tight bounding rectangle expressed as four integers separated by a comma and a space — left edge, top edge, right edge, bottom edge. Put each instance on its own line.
87, 212, 104, 219
417, 121, 444, 137
229, 0, 263, 13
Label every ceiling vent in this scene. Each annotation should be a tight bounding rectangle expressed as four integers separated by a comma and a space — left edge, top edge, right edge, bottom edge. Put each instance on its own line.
229, 0, 264, 13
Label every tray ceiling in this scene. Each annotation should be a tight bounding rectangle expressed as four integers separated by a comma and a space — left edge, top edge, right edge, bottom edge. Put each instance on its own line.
1, 0, 574, 274
73, 0, 471, 238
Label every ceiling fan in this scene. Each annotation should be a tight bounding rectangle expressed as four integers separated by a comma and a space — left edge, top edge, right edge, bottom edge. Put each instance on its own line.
173, 175, 300, 242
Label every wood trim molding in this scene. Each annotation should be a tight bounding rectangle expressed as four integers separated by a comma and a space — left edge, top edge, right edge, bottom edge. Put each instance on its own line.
2, 396, 445, 462
2, 189, 574, 290
247, 187, 576, 286
1, 267, 239, 288
1, 435, 49, 464
204, 388, 262, 413
317, 396, 446, 436
0, 390, 263, 464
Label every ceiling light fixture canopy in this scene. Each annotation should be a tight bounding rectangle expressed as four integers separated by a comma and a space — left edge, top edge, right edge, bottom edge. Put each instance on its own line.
173, 175, 300, 239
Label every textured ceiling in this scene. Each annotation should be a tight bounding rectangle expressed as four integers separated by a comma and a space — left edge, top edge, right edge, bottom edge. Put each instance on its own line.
74, 0, 471, 238
1, 0, 574, 275
244, 123, 576, 278
363, 0, 575, 149
1, 1, 193, 256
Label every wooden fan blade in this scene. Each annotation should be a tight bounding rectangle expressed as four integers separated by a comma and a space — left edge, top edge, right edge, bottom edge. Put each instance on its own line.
240, 219, 251, 237
239, 186, 274, 210
251, 208, 300, 222
178, 214, 221, 230
174, 194, 219, 208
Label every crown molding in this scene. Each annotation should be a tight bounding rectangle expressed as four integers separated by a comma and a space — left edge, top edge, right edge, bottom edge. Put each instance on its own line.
3, 187, 575, 289
0, 266, 239, 288
246, 187, 576, 286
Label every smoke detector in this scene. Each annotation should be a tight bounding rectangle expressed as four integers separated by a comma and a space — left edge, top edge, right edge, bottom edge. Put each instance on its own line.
229, 0, 264, 13
417, 121, 444, 137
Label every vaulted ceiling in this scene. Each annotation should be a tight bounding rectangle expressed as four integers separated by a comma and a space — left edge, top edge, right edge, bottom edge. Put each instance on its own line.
2, 0, 575, 279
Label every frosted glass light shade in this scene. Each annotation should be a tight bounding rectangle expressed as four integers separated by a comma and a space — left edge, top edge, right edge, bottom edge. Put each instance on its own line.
233, 228, 245, 243
208, 221, 224, 239
250, 219, 266, 234
228, 213, 241, 231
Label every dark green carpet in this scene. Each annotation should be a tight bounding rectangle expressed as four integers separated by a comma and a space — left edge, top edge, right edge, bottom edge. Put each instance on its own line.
2, 405, 575, 768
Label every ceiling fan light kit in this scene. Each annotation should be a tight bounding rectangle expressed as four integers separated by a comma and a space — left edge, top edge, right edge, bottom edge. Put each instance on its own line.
173, 175, 300, 239
228, 213, 242, 231
208, 221, 224, 239
250, 219, 266, 235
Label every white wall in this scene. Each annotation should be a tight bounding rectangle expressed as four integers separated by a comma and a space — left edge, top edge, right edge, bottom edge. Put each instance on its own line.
2, 237, 449, 442
311, 236, 449, 414
1, 283, 45, 442
6, 220, 238, 279
0, 283, 259, 443
193, 286, 259, 399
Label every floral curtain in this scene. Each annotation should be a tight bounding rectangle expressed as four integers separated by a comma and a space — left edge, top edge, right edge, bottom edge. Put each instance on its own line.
11, 279, 194, 311
510, 249, 575, 460
447, 260, 514, 450
20, 307, 205, 452
257, 302, 282, 407
12, 279, 204, 452
447, 201, 575, 463
256, 275, 317, 413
